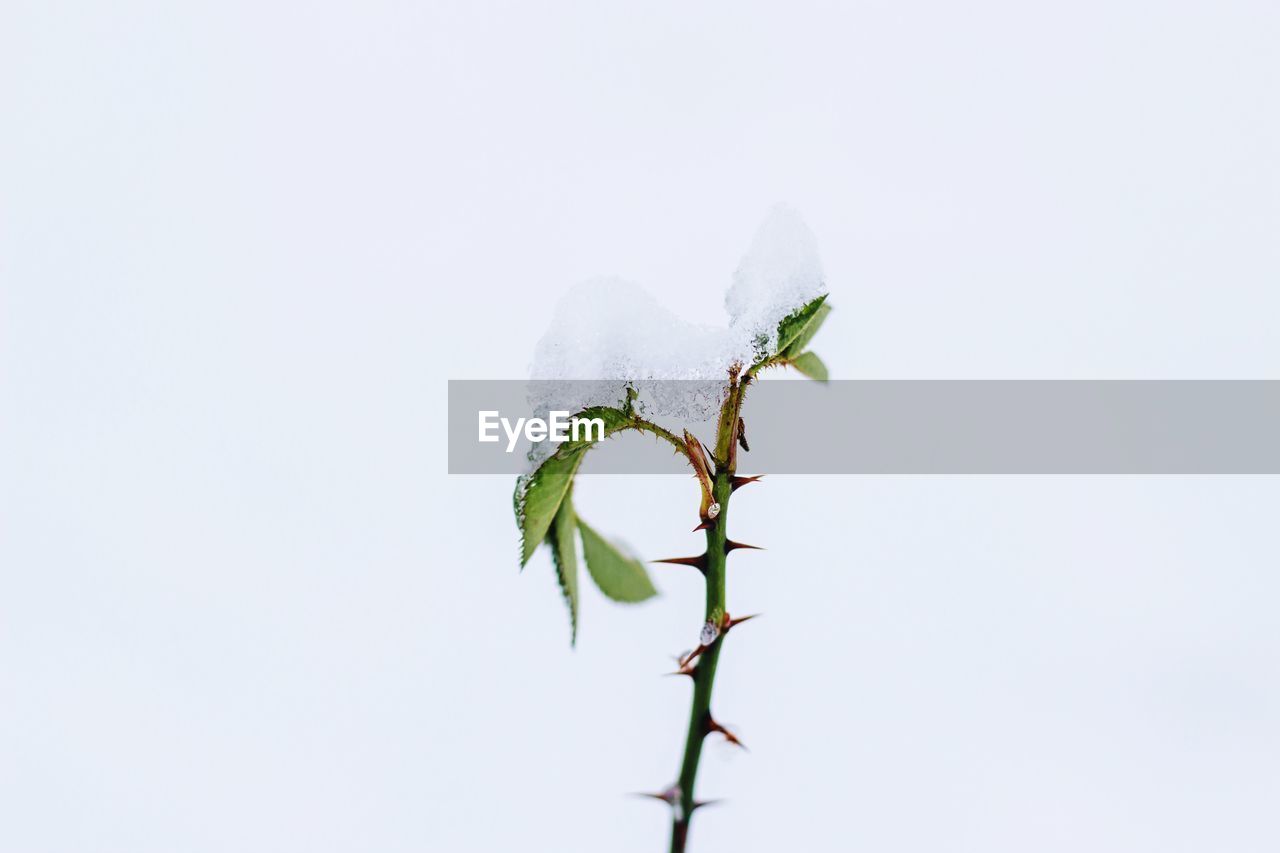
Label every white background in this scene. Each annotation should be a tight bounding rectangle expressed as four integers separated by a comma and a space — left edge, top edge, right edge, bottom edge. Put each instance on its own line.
3, 2, 1279, 851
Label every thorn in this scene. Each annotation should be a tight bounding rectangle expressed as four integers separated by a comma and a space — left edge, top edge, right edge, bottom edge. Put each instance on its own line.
653, 554, 708, 570
665, 655, 698, 678
692, 520, 713, 532
721, 612, 761, 632
725, 540, 764, 553
678, 644, 709, 669
690, 799, 722, 813
737, 417, 750, 452
632, 785, 679, 806
706, 716, 748, 750
731, 474, 764, 491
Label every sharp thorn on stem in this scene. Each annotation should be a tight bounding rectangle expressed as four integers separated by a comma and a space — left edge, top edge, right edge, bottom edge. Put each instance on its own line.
705, 716, 748, 750
725, 540, 764, 553
731, 474, 764, 491
721, 612, 761, 632
632, 785, 679, 806
666, 656, 698, 678
653, 554, 708, 570
678, 644, 709, 669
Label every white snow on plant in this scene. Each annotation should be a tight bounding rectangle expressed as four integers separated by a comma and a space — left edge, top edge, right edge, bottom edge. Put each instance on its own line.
724, 204, 825, 345
527, 205, 825, 438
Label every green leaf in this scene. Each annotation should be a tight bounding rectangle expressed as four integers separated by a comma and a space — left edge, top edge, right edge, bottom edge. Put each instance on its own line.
578, 519, 659, 603
782, 300, 831, 358
788, 351, 829, 382
510, 401, 674, 642
513, 405, 634, 566
515, 451, 582, 566
547, 491, 580, 644
775, 294, 829, 356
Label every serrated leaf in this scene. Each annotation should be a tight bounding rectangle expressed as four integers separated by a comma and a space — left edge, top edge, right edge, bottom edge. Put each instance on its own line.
775, 294, 829, 356
547, 490, 580, 644
782, 301, 831, 357
578, 519, 658, 603
789, 351, 829, 382
513, 405, 634, 566
515, 452, 582, 566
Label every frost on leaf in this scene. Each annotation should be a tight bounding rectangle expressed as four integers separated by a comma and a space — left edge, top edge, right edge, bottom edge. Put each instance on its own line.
515, 451, 581, 567
515, 204, 834, 640
514, 406, 634, 565
776, 295, 830, 358
527, 205, 829, 423
750, 293, 833, 380
726, 204, 826, 360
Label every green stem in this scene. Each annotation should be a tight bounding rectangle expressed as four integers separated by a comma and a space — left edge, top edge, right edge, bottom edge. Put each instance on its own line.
670, 472, 730, 852
670, 372, 745, 853
631, 417, 685, 454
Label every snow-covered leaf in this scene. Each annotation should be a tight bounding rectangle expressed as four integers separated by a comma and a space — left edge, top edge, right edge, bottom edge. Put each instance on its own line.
781, 298, 831, 358
727, 205, 826, 352
775, 294, 829, 357
514, 406, 634, 566
528, 206, 827, 421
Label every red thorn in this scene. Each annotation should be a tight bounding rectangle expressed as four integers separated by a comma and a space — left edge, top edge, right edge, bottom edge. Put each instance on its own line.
706, 717, 748, 750
653, 554, 708, 570
692, 520, 713, 532
721, 612, 761, 632
691, 799, 722, 812
731, 474, 764, 491
665, 657, 698, 678
632, 785, 679, 806
725, 540, 764, 553
678, 644, 708, 669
